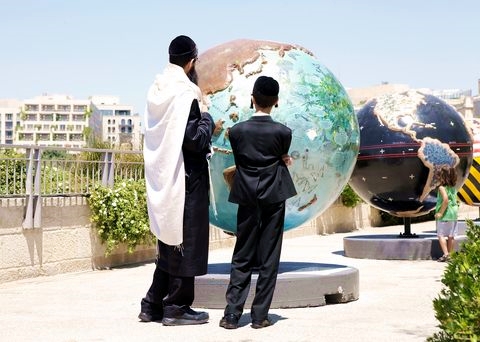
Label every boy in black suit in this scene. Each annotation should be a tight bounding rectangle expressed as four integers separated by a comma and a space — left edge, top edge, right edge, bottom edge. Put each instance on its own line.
220, 76, 297, 329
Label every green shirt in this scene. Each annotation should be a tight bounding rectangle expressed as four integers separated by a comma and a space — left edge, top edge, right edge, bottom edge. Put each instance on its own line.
435, 186, 458, 221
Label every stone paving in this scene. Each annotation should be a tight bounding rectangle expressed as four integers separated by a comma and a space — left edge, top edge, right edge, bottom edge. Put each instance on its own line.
0, 221, 453, 342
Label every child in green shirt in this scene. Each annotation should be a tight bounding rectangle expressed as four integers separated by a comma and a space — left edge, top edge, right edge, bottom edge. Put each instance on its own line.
435, 167, 459, 262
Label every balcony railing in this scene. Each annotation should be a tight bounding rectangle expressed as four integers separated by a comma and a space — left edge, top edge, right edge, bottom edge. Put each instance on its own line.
0, 144, 144, 228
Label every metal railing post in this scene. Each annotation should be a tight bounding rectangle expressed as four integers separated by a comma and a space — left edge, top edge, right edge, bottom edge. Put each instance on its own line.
23, 147, 42, 229
101, 151, 115, 188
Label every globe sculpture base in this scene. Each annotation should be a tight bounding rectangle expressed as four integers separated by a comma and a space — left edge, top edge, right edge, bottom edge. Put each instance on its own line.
398, 217, 419, 238
193, 262, 359, 309
343, 234, 466, 260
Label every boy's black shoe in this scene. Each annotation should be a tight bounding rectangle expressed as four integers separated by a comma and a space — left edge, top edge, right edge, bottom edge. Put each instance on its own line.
219, 314, 239, 329
251, 319, 272, 329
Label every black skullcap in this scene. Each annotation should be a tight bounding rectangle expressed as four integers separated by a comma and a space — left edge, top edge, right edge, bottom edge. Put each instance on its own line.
252, 76, 279, 97
168, 35, 198, 57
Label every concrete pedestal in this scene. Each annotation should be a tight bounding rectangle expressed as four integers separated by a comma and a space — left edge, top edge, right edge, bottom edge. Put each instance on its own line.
344, 233, 466, 260
194, 261, 359, 309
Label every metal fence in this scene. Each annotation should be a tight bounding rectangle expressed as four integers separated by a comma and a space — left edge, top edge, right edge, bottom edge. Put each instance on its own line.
0, 144, 145, 228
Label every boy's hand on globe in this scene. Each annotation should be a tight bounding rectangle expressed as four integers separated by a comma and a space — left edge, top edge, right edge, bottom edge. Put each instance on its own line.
213, 119, 225, 136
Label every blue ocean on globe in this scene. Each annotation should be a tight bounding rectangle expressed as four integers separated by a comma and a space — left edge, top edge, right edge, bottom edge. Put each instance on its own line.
196, 39, 360, 233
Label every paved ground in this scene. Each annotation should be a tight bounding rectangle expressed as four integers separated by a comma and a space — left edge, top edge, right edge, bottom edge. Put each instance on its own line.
0, 220, 453, 342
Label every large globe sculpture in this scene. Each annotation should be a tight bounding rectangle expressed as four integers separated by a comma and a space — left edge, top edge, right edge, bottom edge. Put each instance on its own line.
349, 90, 473, 218
196, 39, 360, 233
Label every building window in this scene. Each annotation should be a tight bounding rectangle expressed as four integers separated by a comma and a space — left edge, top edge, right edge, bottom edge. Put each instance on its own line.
57, 114, 69, 121
73, 105, 87, 112
73, 114, 85, 121
57, 105, 71, 112
25, 104, 39, 111
115, 110, 130, 116
41, 105, 55, 111
100, 110, 113, 116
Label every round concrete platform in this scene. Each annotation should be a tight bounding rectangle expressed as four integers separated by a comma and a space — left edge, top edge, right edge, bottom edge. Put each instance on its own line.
193, 261, 359, 309
344, 233, 466, 260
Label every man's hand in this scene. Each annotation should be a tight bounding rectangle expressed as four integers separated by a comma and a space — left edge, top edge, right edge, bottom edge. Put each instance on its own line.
282, 154, 293, 166
200, 96, 211, 112
213, 119, 225, 136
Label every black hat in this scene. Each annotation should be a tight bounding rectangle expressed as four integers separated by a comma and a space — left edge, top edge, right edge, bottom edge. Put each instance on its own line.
252, 76, 279, 97
168, 35, 198, 57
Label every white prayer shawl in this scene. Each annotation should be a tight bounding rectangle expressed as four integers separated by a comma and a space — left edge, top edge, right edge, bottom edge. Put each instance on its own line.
143, 63, 203, 246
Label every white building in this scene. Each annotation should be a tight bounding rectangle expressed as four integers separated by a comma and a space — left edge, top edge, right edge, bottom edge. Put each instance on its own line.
0, 99, 22, 145
430, 88, 474, 120
16, 94, 90, 148
347, 83, 474, 119
0, 94, 142, 150
472, 80, 480, 118
89, 96, 141, 150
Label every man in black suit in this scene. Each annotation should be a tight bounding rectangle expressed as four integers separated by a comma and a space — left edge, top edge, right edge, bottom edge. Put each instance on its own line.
220, 76, 297, 330
139, 35, 215, 326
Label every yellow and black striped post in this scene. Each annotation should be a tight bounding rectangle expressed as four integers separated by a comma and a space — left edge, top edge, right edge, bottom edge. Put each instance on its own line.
458, 156, 480, 206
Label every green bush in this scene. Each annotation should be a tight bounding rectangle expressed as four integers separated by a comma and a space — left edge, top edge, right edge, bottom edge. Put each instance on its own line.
340, 183, 363, 208
428, 220, 480, 341
0, 149, 26, 195
88, 179, 155, 256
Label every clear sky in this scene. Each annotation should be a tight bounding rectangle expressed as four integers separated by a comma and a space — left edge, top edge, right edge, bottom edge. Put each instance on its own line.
2, 0, 479, 114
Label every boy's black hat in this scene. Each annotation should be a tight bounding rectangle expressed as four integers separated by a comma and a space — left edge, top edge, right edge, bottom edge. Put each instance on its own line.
252, 76, 279, 97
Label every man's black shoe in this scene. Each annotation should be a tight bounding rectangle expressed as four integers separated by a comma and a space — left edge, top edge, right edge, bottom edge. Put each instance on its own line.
219, 314, 239, 329
138, 311, 163, 322
251, 319, 272, 329
162, 305, 209, 326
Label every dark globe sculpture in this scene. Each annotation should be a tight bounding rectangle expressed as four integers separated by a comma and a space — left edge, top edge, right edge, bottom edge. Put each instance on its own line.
196, 39, 360, 233
349, 90, 473, 220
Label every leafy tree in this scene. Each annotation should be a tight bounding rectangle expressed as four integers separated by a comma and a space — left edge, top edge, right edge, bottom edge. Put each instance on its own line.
42, 150, 67, 160
428, 220, 480, 341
